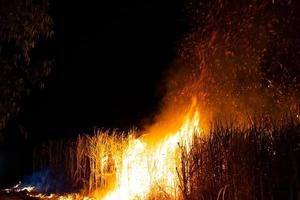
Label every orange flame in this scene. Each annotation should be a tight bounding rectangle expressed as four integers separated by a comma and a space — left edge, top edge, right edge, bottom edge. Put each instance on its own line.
100, 98, 201, 200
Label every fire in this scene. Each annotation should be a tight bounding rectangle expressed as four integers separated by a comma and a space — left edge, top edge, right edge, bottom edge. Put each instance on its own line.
2, 182, 35, 193
100, 98, 201, 200
4, 1, 300, 199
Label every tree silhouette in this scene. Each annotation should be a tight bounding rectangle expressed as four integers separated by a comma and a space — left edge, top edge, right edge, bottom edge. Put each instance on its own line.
0, 0, 53, 140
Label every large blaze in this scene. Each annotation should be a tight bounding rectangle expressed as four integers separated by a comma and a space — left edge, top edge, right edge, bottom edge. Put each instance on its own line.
102, 98, 201, 200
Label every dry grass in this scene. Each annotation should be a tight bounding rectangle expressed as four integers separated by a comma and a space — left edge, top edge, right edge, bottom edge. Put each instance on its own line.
33, 119, 300, 199
178, 119, 300, 200
33, 130, 130, 193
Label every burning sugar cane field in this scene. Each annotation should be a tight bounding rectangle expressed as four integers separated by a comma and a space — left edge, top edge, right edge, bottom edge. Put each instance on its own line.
1, 0, 300, 199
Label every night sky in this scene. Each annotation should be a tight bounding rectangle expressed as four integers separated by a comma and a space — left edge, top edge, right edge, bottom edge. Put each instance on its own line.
6, 0, 187, 142
0, 0, 188, 185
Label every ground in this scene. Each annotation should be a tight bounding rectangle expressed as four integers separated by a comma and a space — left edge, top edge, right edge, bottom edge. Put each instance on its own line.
0, 191, 39, 200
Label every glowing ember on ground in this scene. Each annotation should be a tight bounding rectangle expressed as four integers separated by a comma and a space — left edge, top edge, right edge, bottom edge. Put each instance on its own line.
2, 182, 35, 193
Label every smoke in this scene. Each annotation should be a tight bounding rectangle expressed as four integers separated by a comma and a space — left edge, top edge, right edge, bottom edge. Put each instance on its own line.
21, 169, 71, 194
157, 0, 300, 129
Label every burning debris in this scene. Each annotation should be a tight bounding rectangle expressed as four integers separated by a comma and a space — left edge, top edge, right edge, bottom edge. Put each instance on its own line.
3, 182, 35, 193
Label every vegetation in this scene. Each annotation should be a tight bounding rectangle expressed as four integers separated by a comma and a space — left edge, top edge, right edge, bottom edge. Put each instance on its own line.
178, 119, 300, 200
33, 118, 300, 199
33, 130, 128, 193
0, 0, 53, 137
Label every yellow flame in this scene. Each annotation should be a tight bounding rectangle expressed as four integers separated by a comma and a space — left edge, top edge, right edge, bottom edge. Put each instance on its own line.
101, 99, 201, 200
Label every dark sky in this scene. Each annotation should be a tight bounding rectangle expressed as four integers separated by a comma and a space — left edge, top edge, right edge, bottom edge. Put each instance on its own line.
13, 0, 187, 142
